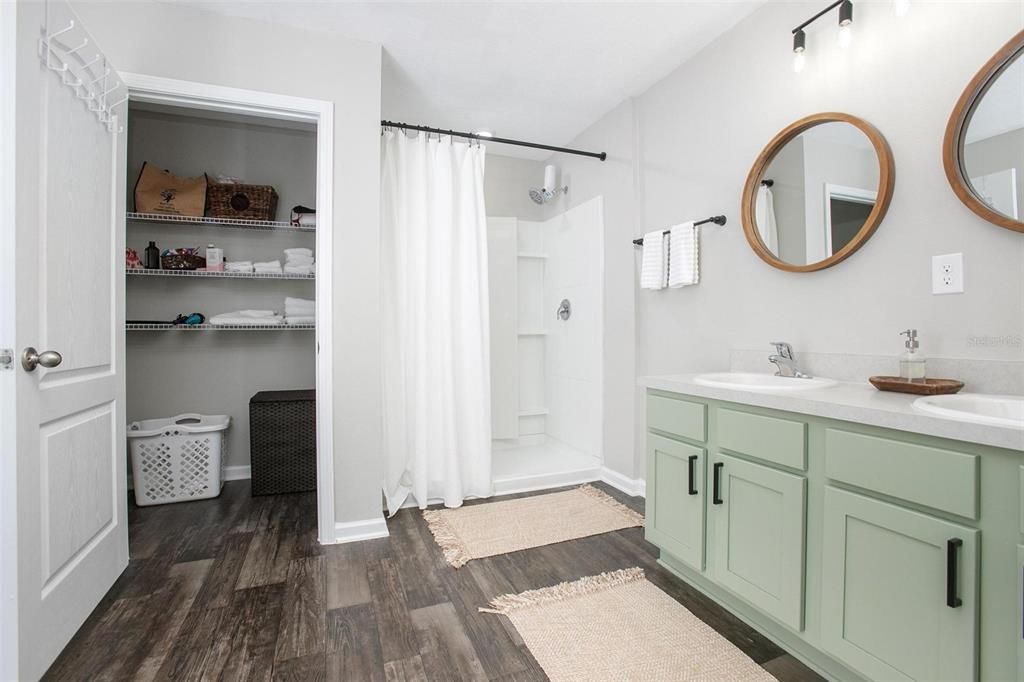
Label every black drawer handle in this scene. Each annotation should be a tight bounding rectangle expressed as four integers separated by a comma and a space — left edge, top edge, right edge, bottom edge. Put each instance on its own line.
712, 462, 724, 505
687, 455, 698, 495
947, 538, 963, 608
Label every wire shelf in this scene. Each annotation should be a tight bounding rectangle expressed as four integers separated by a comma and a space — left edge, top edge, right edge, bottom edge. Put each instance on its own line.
127, 323, 315, 331
127, 268, 314, 280
127, 212, 314, 233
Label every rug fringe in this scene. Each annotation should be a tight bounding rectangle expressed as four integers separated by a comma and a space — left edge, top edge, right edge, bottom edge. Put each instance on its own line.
422, 509, 471, 568
480, 567, 645, 615
576, 484, 645, 527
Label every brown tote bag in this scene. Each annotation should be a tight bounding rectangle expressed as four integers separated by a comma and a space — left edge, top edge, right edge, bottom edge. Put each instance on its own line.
134, 162, 208, 216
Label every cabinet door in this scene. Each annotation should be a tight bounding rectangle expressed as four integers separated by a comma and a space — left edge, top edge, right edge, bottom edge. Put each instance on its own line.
646, 433, 706, 570
821, 487, 978, 682
709, 453, 806, 630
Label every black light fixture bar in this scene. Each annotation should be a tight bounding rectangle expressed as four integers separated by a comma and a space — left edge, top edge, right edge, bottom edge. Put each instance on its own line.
381, 120, 607, 161
792, 0, 846, 34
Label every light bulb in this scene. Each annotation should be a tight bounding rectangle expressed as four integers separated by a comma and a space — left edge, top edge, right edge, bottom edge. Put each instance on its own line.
893, 0, 910, 16
793, 51, 806, 73
838, 23, 852, 48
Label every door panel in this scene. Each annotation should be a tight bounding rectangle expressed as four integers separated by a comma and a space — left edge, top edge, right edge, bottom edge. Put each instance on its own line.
821, 487, 978, 682
12, 2, 127, 677
710, 452, 806, 631
646, 433, 705, 570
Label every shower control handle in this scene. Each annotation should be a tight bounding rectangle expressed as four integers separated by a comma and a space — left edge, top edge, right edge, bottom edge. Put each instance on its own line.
556, 299, 571, 321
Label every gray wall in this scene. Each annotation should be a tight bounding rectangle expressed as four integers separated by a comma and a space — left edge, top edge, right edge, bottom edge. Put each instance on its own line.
964, 126, 1024, 218
75, 1, 384, 526
484, 153, 546, 220
544, 1, 1024, 482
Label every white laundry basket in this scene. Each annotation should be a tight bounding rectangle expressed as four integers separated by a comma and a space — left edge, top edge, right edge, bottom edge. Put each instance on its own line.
127, 413, 231, 506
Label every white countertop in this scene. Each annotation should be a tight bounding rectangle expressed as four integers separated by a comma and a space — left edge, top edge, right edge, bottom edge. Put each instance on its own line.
640, 374, 1024, 452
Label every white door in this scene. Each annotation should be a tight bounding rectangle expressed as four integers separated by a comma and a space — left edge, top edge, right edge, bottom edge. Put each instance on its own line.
1, 2, 128, 678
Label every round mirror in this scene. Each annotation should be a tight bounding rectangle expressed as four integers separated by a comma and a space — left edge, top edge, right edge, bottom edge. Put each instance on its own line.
741, 113, 895, 272
944, 30, 1024, 233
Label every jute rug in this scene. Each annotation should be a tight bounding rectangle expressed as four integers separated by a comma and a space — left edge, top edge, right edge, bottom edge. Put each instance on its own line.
422, 485, 644, 568
481, 568, 777, 681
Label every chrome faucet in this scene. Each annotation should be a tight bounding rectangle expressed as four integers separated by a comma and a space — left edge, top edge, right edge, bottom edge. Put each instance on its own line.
769, 341, 812, 378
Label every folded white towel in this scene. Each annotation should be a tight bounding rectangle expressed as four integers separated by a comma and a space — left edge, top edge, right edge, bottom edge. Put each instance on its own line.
253, 260, 283, 274
284, 264, 315, 275
668, 222, 699, 287
225, 261, 254, 273
284, 248, 313, 258
639, 230, 668, 290
236, 310, 278, 318
285, 315, 316, 325
295, 215, 316, 227
209, 312, 284, 326
284, 255, 315, 266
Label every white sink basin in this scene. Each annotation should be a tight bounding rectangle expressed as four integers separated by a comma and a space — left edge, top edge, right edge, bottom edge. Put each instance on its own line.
693, 372, 838, 392
913, 394, 1024, 429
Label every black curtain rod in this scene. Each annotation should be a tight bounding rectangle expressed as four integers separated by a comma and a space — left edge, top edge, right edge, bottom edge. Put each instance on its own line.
632, 215, 727, 246
381, 120, 607, 162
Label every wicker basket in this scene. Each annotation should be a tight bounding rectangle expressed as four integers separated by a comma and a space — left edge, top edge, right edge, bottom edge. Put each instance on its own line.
208, 183, 279, 221
161, 252, 206, 270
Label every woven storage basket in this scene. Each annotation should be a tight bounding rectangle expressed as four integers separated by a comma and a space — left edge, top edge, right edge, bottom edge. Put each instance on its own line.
208, 183, 279, 221
161, 252, 206, 270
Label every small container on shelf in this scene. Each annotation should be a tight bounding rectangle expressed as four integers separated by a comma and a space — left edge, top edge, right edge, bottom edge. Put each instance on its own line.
160, 247, 206, 271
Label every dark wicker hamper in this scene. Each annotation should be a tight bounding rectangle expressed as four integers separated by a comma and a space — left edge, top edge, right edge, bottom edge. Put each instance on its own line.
249, 390, 316, 495
208, 182, 279, 221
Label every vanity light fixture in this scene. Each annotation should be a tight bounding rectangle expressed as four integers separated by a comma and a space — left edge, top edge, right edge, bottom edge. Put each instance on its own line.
791, 0, 855, 72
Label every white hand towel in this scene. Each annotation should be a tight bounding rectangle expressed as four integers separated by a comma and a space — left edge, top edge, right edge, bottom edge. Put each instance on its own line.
209, 312, 283, 326
639, 230, 668, 290
253, 260, 283, 274
755, 185, 779, 255
284, 248, 313, 258
284, 255, 315, 266
225, 261, 254, 273
284, 264, 315, 275
236, 309, 278, 318
285, 315, 316, 325
297, 215, 316, 227
668, 222, 699, 287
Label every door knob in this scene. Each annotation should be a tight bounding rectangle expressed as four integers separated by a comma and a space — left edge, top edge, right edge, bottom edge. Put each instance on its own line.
21, 347, 63, 372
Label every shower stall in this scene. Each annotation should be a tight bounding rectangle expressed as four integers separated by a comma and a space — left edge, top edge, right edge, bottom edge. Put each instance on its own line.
487, 195, 605, 493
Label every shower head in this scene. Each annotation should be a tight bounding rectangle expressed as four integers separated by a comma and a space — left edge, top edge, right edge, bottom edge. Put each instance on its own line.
529, 187, 548, 205
529, 164, 567, 204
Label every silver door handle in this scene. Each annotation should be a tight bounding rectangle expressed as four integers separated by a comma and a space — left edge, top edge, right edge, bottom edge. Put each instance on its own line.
21, 347, 63, 372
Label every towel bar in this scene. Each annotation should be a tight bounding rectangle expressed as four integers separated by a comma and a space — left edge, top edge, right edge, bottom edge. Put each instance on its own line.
632, 215, 726, 246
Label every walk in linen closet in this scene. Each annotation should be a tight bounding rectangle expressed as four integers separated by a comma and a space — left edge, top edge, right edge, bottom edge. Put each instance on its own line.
124, 101, 318, 485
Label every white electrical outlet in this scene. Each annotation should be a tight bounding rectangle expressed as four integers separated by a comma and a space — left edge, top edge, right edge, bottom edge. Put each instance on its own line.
932, 253, 964, 294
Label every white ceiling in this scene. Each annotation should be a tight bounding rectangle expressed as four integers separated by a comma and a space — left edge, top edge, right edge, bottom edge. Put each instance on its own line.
169, 1, 762, 159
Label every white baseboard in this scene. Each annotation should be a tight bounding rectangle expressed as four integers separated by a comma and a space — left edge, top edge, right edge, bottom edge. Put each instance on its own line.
224, 465, 252, 481
332, 516, 390, 544
600, 467, 646, 498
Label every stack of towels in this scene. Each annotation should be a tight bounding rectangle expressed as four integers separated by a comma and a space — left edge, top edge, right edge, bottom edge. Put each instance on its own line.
284, 297, 315, 326
225, 261, 254, 274
254, 260, 283, 274
639, 221, 699, 290
284, 247, 315, 275
209, 310, 283, 326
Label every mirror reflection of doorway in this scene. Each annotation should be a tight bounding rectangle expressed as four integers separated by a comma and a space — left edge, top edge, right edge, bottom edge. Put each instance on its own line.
824, 184, 876, 256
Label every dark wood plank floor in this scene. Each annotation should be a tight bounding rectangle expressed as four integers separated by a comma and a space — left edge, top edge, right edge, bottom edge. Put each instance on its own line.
44, 481, 824, 681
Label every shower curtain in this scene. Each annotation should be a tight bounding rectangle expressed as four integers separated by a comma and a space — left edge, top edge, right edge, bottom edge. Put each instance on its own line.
380, 130, 493, 515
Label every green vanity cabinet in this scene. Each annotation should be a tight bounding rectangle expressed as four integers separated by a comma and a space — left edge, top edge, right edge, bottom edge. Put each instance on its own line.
820, 487, 978, 681
709, 452, 806, 631
646, 434, 706, 570
645, 388, 1020, 682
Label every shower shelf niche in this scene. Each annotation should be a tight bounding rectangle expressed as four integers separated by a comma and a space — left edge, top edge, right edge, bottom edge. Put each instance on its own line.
127, 212, 314, 233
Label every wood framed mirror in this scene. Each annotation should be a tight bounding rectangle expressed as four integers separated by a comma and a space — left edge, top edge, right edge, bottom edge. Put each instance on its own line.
943, 29, 1024, 233
741, 112, 895, 272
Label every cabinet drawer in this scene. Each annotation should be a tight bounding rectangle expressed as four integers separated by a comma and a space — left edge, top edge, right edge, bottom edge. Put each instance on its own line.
825, 428, 978, 519
647, 393, 706, 442
717, 408, 806, 470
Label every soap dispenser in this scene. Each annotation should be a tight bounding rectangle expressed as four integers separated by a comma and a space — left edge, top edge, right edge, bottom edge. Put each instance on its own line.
899, 329, 926, 382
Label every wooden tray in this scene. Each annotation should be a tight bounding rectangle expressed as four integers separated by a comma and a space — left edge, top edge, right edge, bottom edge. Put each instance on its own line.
869, 376, 964, 395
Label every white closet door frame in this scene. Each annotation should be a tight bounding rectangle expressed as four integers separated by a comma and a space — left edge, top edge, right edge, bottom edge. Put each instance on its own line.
120, 73, 338, 543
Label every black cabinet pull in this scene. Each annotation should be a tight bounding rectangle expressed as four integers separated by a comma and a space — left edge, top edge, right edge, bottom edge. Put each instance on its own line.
947, 538, 963, 608
712, 462, 724, 505
687, 455, 698, 495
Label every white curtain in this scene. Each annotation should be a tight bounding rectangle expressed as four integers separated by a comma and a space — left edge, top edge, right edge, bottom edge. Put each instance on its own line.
755, 184, 779, 255
380, 130, 493, 515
